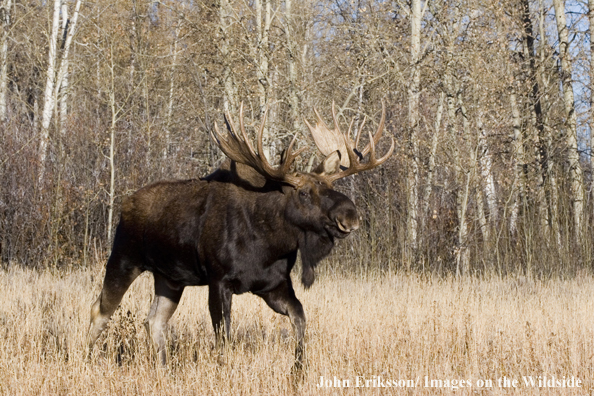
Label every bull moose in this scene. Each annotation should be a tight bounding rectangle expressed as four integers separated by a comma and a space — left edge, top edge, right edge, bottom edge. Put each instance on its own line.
87, 102, 394, 369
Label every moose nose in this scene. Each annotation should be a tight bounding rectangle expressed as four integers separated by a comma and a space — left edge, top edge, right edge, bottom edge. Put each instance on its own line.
335, 216, 360, 234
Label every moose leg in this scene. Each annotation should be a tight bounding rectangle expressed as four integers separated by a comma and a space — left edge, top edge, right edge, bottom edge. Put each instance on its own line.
87, 254, 142, 357
257, 281, 306, 372
208, 282, 233, 349
145, 273, 184, 366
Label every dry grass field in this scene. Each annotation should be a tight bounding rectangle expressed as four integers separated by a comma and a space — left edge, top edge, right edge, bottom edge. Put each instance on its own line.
0, 262, 592, 395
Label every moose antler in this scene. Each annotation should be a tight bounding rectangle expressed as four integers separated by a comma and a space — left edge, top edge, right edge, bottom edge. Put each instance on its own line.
211, 103, 306, 187
305, 101, 394, 183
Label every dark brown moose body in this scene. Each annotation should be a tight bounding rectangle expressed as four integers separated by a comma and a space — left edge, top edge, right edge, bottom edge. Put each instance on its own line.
87, 103, 394, 369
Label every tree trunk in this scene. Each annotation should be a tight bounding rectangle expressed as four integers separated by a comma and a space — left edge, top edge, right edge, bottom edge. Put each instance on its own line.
509, 92, 524, 234
38, 0, 81, 183
552, 0, 584, 240
406, 0, 424, 257
285, 0, 302, 136
458, 90, 488, 244
107, 47, 117, 244
255, 0, 273, 160
478, 114, 497, 225
164, 25, 180, 161
0, 0, 11, 122
219, 0, 237, 115
38, 0, 62, 184
589, 0, 594, 194
445, 73, 469, 276
422, 91, 444, 222
58, 3, 68, 136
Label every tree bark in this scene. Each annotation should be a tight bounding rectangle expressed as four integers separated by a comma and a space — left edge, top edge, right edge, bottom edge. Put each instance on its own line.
406, 0, 424, 256
552, 0, 584, 239
219, 0, 237, 115
589, 0, 594, 193
0, 0, 11, 122
285, 0, 303, 137
255, 0, 273, 160
164, 24, 180, 161
478, 114, 497, 225
38, 0, 62, 184
509, 92, 524, 234
422, 91, 444, 222
38, 0, 81, 183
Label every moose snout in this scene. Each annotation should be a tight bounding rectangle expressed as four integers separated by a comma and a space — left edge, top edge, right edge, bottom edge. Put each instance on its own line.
335, 216, 360, 234
330, 205, 360, 236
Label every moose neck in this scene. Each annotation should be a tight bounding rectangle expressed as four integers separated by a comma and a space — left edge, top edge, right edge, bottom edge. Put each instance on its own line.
239, 186, 302, 255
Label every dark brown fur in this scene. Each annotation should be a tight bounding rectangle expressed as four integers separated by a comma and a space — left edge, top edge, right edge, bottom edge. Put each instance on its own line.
87, 157, 359, 368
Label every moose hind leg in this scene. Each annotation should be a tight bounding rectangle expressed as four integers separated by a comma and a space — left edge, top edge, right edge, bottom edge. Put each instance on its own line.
145, 273, 184, 366
257, 281, 306, 372
87, 254, 142, 357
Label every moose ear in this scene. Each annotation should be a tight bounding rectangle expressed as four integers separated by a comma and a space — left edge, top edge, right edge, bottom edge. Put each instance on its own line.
314, 150, 341, 175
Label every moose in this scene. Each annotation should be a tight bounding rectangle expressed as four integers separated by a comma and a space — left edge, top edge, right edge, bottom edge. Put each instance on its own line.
87, 102, 394, 369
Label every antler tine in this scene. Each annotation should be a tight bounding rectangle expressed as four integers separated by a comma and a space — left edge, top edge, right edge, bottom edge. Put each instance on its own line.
255, 106, 271, 168
360, 101, 385, 157
279, 134, 307, 173
305, 102, 351, 167
211, 102, 305, 187
326, 134, 394, 183
304, 101, 393, 182
323, 101, 393, 183
331, 101, 342, 136
354, 115, 367, 149
236, 103, 260, 162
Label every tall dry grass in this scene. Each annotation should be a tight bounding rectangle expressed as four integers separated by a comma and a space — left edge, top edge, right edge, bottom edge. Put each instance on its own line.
0, 262, 592, 395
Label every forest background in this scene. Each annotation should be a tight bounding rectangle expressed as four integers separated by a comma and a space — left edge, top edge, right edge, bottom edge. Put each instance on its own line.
1, 0, 594, 277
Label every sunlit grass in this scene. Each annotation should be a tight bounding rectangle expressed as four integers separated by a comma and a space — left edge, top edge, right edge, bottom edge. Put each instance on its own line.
0, 263, 591, 395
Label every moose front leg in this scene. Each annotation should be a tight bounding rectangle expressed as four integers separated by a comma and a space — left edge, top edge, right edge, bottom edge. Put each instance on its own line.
257, 281, 306, 373
145, 274, 184, 366
208, 282, 233, 351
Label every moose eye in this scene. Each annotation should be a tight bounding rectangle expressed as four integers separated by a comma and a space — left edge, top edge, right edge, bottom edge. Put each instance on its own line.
299, 190, 310, 199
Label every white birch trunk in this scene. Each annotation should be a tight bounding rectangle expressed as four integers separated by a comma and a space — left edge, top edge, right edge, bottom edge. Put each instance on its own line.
509, 92, 524, 234
219, 0, 237, 115
589, 0, 594, 193
478, 115, 497, 224
552, 0, 584, 239
0, 0, 11, 122
285, 0, 302, 135
59, 3, 68, 136
255, 0, 272, 160
406, 0, 423, 254
107, 48, 117, 244
458, 92, 488, 243
422, 92, 444, 219
445, 74, 469, 275
538, 1, 561, 247
38, 0, 62, 184
164, 25, 179, 160
38, 0, 81, 182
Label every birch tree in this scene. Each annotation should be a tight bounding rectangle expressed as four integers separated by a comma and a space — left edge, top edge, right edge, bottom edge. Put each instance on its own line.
38, 0, 62, 184
284, 0, 302, 136
164, 23, 180, 160
0, 0, 11, 122
552, 0, 584, 239
406, 0, 425, 255
254, 0, 273, 160
219, 0, 237, 115
38, 0, 82, 184
509, 91, 524, 234
589, 0, 594, 192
